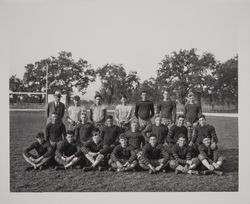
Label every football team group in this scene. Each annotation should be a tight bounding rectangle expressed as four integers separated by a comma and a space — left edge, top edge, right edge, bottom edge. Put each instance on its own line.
23, 90, 224, 175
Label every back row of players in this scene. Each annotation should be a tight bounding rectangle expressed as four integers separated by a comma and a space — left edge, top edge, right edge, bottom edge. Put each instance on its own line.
23, 90, 224, 175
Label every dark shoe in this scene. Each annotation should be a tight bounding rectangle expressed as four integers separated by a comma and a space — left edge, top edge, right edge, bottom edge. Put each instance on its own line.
55, 166, 65, 171
175, 169, 182, 175
201, 170, 212, 175
25, 166, 34, 171
213, 170, 224, 176
108, 167, 116, 172
83, 166, 96, 172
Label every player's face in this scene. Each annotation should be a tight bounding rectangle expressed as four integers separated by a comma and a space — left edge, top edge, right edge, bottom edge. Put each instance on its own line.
177, 117, 185, 126
141, 92, 147, 101
66, 134, 74, 143
188, 95, 195, 103
149, 137, 157, 147
163, 91, 170, 99
81, 114, 88, 123
155, 117, 161, 126
54, 95, 60, 102
81, 114, 88, 122
121, 97, 127, 104
37, 137, 44, 144
92, 133, 101, 143
177, 137, 186, 147
51, 114, 58, 123
131, 122, 138, 132
203, 137, 211, 147
95, 97, 101, 105
106, 118, 113, 126
199, 118, 206, 126
73, 99, 79, 106
120, 138, 128, 147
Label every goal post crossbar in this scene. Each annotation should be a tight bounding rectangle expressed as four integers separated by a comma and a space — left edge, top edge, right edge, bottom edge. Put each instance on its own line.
9, 92, 46, 95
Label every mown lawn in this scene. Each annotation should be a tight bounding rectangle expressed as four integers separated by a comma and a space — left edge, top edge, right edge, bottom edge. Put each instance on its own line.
10, 111, 238, 192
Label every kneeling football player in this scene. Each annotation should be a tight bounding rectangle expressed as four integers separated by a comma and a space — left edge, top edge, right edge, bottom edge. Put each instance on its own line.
54, 130, 83, 170
108, 134, 138, 172
169, 134, 200, 175
198, 136, 224, 175
23, 132, 55, 171
139, 134, 169, 174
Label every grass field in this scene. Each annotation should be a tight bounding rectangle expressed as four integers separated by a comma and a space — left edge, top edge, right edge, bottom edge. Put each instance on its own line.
10, 111, 238, 192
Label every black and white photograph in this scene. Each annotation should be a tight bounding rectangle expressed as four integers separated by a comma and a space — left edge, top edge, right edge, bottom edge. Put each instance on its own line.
2, 0, 250, 199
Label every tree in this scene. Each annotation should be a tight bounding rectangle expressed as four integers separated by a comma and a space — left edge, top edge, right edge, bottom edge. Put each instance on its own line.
136, 77, 161, 103
9, 75, 24, 92
156, 49, 218, 105
212, 55, 238, 106
96, 64, 140, 104
22, 51, 96, 103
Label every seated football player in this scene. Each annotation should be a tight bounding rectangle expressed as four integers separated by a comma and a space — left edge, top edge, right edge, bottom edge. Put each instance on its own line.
74, 112, 94, 145
54, 130, 83, 170
23, 132, 55, 171
81, 128, 108, 171
198, 136, 224, 176
142, 114, 168, 145
100, 115, 121, 156
108, 134, 137, 172
169, 134, 200, 175
189, 114, 219, 157
139, 134, 170, 174
166, 114, 188, 147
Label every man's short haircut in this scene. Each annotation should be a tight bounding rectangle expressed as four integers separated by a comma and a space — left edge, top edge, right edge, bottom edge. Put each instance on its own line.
141, 90, 147, 94
52, 112, 58, 116
73, 95, 80, 101
120, 94, 127, 99
66, 130, 74, 135
199, 114, 206, 119
106, 115, 113, 120
81, 112, 87, 116
92, 128, 100, 136
36, 132, 44, 139
94, 94, 102, 99
177, 114, 185, 119
149, 134, 157, 139
202, 136, 211, 141
119, 133, 127, 140
177, 133, 187, 140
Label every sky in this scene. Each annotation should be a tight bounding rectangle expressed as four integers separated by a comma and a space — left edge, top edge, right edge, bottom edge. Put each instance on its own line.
3, 0, 238, 100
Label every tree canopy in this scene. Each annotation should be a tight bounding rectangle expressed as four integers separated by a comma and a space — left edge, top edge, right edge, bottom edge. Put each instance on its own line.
22, 51, 96, 102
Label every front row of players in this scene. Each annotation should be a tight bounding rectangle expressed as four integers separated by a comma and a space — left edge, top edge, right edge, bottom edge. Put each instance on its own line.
23, 113, 224, 175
